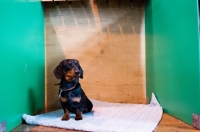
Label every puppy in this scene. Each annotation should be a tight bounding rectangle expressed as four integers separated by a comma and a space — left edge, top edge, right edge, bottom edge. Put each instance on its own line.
54, 59, 93, 120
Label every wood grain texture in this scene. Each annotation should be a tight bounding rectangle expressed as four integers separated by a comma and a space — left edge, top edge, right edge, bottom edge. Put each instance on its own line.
44, 0, 146, 108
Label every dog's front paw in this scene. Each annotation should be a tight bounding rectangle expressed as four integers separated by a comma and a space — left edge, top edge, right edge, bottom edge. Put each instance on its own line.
75, 110, 82, 120
62, 114, 70, 120
75, 114, 82, 120
62, 110, 70, 121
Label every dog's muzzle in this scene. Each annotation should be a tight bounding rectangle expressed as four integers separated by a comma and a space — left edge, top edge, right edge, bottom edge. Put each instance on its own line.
74, 67, 81, 77
64, 66, 81, 82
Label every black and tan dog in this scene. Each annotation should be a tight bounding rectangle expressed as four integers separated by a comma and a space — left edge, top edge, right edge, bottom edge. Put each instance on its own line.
54, 59, 93, 120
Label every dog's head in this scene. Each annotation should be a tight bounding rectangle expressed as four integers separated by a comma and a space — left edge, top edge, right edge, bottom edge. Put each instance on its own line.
54, 59, 83, 82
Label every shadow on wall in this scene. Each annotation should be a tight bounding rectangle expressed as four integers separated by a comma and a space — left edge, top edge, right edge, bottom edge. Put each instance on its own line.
97, 0, 144, 34
44, 0, 145, 108
28, 88, 36, 113
144, 0, 154, 99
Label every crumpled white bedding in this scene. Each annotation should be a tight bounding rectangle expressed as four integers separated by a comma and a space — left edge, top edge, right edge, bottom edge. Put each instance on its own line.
23, 93, 162, 132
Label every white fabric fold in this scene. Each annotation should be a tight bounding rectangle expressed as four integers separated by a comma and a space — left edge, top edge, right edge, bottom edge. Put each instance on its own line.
23, 93, 162, 132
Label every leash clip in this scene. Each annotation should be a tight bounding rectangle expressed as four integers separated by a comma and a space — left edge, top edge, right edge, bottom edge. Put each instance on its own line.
59, 89, 62, 97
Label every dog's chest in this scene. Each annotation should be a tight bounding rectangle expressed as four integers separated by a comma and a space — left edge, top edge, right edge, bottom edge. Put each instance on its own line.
60, 87, 82, 103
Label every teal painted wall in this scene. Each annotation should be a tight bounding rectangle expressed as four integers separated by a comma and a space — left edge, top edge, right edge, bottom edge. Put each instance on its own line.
0, 0, 45, 131
145, 0, 200, 124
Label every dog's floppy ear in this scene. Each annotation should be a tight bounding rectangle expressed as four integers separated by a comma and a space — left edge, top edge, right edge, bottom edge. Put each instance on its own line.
54, 61, 63, 79
75, 60, 83, 79
79, 64, 84, 79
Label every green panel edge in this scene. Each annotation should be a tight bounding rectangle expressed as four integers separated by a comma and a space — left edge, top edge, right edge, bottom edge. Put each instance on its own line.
0, 1, 45, 131
145, 0, 200, 125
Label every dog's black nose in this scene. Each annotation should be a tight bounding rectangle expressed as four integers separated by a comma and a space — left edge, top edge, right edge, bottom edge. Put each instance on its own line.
74, 66, 80, 73
75, 70, 80, 75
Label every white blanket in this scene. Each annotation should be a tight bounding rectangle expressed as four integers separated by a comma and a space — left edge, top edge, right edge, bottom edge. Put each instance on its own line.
23, 93, 162, 132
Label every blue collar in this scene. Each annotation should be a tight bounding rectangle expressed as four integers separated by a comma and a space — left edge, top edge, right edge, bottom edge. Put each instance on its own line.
60, 78, 79, 91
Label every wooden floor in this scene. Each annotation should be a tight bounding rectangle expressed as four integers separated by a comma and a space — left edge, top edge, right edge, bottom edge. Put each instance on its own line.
11, 108, 200, 132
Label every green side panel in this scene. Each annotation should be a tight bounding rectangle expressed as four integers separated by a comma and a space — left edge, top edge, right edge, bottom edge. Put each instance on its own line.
145, 0, 200, 125
0, 1, 44, 131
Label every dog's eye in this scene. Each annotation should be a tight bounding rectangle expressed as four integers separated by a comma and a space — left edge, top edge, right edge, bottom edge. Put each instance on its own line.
75, 60, 79, 64
74, 61, 78, 64
68, 61, 72, 65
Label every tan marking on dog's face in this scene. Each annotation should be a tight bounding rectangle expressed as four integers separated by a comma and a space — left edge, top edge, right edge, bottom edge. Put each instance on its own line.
60, 97, 67, 102
63, 68, 76, 82
72, 97, 81, 102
